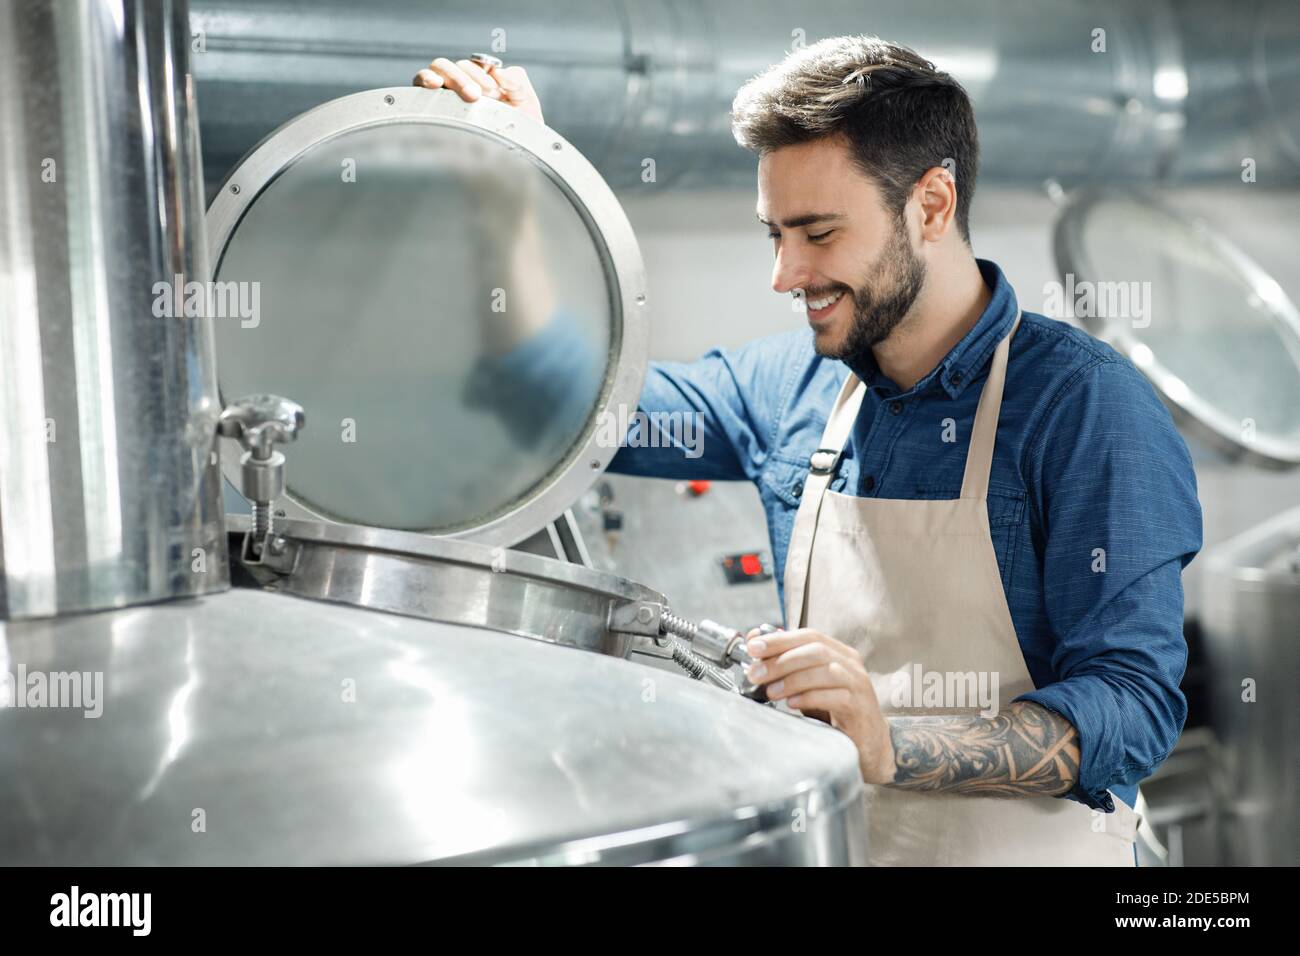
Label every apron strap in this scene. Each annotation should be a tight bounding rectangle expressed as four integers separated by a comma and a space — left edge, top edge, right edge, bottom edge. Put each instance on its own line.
783, 372, 866, 628
783, 310, 1022, 625
959, 311, 1022, 501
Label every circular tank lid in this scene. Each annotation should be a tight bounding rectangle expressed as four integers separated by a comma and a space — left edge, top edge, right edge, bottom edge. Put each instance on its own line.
207, 87, 648, 545
1053, 188, 1300, 469
0, 587, 864, 865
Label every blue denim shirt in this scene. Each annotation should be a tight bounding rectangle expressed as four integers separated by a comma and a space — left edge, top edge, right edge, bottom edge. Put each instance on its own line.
476, 258, 1202, 813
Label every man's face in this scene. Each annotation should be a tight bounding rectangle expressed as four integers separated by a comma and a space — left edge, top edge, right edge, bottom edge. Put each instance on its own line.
757, 135, 926, 364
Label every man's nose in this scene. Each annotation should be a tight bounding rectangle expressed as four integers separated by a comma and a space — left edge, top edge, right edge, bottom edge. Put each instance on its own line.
771, 246, 810, 295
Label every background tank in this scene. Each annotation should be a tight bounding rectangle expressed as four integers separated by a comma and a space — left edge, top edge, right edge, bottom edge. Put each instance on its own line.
1201, 505, 1300, 866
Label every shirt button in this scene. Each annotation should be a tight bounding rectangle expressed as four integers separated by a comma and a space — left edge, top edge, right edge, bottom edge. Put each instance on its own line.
951, 371, 964, 385
863, 475, 876, 492
890, 401, 903, 415
792, 480, 803, 499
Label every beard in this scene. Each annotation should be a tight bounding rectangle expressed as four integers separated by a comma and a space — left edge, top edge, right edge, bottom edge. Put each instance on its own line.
814, 218, 926, 366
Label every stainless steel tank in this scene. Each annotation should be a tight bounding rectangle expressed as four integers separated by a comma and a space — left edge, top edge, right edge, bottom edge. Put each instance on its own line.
0, 0, 228, 619
1201, 505, 1300, 866
0, 583, 864, 865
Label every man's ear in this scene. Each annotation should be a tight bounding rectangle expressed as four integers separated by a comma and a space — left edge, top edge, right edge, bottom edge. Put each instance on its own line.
914, 166, 958, 243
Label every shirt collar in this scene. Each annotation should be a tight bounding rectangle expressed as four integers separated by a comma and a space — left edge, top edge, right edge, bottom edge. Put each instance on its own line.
844, 258, 1019, 400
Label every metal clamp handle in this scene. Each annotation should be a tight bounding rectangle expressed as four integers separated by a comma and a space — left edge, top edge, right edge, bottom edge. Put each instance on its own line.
218, 394, 306, 560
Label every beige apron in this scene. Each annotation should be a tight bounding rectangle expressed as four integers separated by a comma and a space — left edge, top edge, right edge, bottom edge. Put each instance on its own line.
783, 313, 1140, 866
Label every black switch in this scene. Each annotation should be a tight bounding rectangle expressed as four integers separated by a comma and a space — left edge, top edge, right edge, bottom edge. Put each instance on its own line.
720, 551, 773, 584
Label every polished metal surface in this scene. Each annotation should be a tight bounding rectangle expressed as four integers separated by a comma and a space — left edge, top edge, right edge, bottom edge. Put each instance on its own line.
188, 0, 1300, 196
1053, 188, 1300, 468
208, 86, 648, 545
229, 515, 667, 659
1201, 505, 1300, 866
0, 587, 866, 865
0, 0, 228, 620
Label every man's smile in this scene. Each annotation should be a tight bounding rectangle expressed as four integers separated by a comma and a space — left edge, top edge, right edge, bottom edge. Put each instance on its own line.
803, 286, 850, 327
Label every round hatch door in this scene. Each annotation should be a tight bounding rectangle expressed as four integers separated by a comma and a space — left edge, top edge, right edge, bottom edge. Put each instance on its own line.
1053, 188, 1300, 469
207, 87, 648, 544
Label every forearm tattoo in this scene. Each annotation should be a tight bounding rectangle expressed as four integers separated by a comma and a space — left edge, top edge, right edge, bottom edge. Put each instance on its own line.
887, 701, 1080, 797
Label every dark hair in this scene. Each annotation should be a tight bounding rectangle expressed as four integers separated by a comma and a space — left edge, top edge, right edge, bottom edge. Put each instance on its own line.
731, 35, 980, 244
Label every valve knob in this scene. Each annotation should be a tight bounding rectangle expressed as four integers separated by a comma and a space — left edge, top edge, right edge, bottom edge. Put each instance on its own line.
218, 395, 305, 555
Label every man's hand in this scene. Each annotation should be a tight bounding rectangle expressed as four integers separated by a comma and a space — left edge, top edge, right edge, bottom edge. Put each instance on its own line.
746, 630, 1083, 797
745, 628, 896, 785
413, 57, 544, 124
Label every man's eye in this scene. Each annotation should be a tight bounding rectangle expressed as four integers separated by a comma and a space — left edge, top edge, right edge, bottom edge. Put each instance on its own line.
767, 232, 780, 240
809, 230, 833, 242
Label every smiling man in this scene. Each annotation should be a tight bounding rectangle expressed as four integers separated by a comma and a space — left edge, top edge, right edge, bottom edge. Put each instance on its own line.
416, 33, 1202, 866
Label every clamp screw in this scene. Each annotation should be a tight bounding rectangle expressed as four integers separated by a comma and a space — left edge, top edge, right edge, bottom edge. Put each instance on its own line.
218, 395, 305, 554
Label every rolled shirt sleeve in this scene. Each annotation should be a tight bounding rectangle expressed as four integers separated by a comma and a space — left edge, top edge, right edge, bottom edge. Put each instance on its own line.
607, 333, 801, 482
1016, 358, 1203, 811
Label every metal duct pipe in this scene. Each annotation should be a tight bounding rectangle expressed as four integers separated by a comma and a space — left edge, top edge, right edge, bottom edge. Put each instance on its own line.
188, 0, 1300, 196
0, 0, 228, 620
1170, 0, 1300, 180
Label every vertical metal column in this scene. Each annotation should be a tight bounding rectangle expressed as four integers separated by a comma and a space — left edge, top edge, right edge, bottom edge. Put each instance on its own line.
0, 0, 228, 619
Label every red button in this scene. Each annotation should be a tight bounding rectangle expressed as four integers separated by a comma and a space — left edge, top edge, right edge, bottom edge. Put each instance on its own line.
739, 553, 762, 576
686, 480, 711, 496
